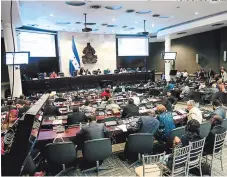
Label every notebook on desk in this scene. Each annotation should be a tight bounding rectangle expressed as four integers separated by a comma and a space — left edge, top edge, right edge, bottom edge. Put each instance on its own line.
53, 120, 63, 125
105, 121, 117, 126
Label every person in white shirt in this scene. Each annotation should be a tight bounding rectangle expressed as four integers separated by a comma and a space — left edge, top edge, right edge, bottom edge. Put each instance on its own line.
187, 100, 203, 124
176, 71, 182, 78
221, 69, 227, 82
183, 70, 189, 78
106, 99, 121, 110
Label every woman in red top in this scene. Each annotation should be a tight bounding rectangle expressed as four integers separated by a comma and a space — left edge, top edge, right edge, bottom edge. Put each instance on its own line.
50, 71, 58, 78
100, 89, 111, 98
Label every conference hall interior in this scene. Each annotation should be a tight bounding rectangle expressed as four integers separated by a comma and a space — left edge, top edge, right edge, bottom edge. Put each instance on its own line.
1, 0, 227, 176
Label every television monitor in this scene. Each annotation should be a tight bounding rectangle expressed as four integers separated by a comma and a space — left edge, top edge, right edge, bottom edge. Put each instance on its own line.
6, 52, 30, 65
162, 52, 177, 60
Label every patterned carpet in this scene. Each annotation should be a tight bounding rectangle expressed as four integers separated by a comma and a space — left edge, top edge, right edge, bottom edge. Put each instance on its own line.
57, 103, 227, 176
57, 144, 227, 176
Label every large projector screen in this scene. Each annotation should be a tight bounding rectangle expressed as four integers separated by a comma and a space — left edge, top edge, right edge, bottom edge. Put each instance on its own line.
18, 31, 56, 57
118, 37, 149, 56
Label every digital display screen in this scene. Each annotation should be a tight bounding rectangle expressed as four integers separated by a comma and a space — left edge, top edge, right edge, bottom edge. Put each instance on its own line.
118, 37, 149, 56
18, 31, 56, 57
6, 52, 30, 65
163, 52, 177, 60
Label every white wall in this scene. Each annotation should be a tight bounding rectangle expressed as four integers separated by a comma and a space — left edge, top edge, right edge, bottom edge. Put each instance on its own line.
58, 32, 117, 76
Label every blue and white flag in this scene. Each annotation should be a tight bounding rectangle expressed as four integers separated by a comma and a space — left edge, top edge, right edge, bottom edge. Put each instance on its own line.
69, 36, 81, 76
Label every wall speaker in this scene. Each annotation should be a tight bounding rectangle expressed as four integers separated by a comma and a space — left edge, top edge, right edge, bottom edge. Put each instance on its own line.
196, 54, 199, 64
224, 51, 226, 62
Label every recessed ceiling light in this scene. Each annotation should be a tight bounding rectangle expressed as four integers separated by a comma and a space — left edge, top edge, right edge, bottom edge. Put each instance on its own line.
112, 18, 116, 21
152, 24, 154, 27
49, 14, 54, 17
135, 21, 138, 24
72, 28, 75, 30
195, 12, 199, 15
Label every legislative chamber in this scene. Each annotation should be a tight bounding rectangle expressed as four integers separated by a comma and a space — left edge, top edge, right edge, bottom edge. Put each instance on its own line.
1, 1, 227, 176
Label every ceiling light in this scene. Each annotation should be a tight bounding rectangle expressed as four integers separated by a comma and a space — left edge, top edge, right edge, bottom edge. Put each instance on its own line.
49, 14, 54, 17
112, 30, 115, 33
135, 21, 138, 24
152, 24, 154, 27
112, 18, 116, 21
195, 12, 199, 15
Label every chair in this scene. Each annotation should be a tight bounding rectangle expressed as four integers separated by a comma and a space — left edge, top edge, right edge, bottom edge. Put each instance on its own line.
199, 121, 211, 138
135, 152, 166, 177
187, 138, 206, 176
169, 126, 186, 143
205, 131, 227, 175
82, 138, 112, 175
127, 133, 154, 167
44, 142, 77, 173
168, 145, 191, 176
221, 119, 227, 129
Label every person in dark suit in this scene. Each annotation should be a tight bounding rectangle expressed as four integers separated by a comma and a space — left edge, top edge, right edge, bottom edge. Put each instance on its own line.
204, 115, 226, 155
43, 100, 61, 116
212, 100, 226, 120
16, 100, 30, 118
114, 85, 122, 93
208, 68, 215, 79
67, 106, 87, 125
121, 98, 139, 118
135, 110, 160, 135
76, 115, 108, 146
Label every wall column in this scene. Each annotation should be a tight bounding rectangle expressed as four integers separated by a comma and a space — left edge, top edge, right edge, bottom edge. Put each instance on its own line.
3, 23, 22, 97
165, 36, 171, 81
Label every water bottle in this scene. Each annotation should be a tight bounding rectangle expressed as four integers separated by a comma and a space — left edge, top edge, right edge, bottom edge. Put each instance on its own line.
79, 122, 82, 130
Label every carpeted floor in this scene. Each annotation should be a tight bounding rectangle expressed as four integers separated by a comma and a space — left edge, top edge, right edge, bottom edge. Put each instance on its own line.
56, 103, 227, 176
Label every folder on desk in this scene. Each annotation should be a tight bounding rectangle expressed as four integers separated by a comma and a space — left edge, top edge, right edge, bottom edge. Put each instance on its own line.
53, 120, 63, 125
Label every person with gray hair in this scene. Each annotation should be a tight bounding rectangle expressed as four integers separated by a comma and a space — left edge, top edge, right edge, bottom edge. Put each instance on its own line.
187, 100, 203, 124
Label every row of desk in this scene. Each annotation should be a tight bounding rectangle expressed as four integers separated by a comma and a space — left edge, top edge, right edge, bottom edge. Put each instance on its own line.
22, 72, 154, 95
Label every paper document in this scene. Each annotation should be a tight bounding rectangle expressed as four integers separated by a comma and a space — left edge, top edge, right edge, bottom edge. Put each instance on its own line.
173, 115, 182, 120
53, 120, 63, 125
116, 124, 127, 132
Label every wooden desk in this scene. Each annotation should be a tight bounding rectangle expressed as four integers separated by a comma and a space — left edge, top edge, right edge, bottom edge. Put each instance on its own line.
38, 127, 80, 141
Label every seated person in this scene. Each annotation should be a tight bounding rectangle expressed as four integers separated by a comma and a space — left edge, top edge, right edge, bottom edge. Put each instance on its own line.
100, 96, 109, 107
16, 100, 30, 118
130, 93, 140, 106
106, 99, 121, 111
67, 106, 87, 125
212, 100, 226, 119
135, 110, 160, 135
121, 98, 139, 118
76, 115, 108, 150
180, 83, 190, 99
204, 115, 226, 155
187, 100, 203, 124
167, 81, 175, 91
81, 100, 95, 114
114, 85, 122, 93
50, 71, 58, 78
1, 100, 15, 112
123, 110, 159, 160
210, 83, 219, 93
167, 119, 202, 169
85, 69, 91, 75
97, 69, 101, 75
43, 100, 61, 116
161, 97, 174, 112
54, 93, 67, 102
100, 89, 111, 98
166, 92, 177, 105
156, 105, 175, 141
198, 82, 206, 90
2, 109, 18, 131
